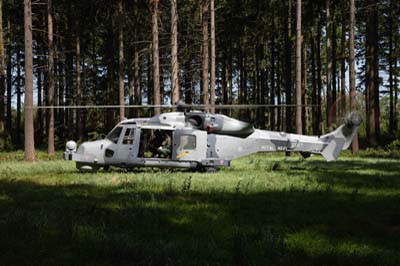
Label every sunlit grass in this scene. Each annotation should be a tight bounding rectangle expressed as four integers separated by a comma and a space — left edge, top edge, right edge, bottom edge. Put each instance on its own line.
0, 152, 399, 265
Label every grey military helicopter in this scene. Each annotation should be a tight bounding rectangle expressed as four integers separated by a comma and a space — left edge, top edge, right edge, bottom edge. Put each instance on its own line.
64, 108, 361, 172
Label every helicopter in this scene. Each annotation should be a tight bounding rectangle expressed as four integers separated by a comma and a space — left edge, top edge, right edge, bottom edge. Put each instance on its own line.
64, 109, 361, 172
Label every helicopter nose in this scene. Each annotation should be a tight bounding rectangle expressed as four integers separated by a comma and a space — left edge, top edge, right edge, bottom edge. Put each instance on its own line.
64, 140, 77, 160
66, 140, 77, 152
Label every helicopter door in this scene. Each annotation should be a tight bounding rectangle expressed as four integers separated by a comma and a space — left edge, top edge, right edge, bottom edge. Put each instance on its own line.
172, 130, 207, 161
115, 126, 137, 164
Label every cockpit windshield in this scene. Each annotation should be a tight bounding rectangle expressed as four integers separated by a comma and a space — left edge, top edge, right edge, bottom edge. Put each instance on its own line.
106, 126, 123, 144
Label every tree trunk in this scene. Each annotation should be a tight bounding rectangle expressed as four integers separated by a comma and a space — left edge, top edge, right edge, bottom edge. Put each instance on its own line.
388, 0, 394, 134
302, 39, 308, 134
16, 49, 21, 147
394, 42, 398, 131
24, 0, 35, 161
340, 0, 346, 119
228, 45, 233, 106
317, 16, 323, 135
81, 60, 87, 139
349, 0, 358, 152
295, 0, 302, 134
58, 56, 64, 142
118, 0, 125, 119
129, 45, 140, 118
310, 28, 318, 135
37, 60, 43, 146
331, 2, 337, 124
184, 39, 192, 105
239, 46, 246, 119
349, 0, 358, 151
151, 0, 160, 115
171, 0, 180, 108
285, 0, 292, 132
270, 28, 276, 130
255, 46, 260, 124
48, 0, 55, 155
5, 9, 11, 137
147, 50, 153, 111
326, 0, 332, 129
134, 46, 140, 117
365, 0, 379, 146
76, 34, 83, 141
0, 0, 4, 145
277, 52, 282, 131
260, 44, 266, 129
210, 0, 216, 114
201, 0, 209, 111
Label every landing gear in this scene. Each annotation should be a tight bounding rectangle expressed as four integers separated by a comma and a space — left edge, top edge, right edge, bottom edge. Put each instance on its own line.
76, 162, 100, 172
196, 166, 218, 173
206, 167, 218, 173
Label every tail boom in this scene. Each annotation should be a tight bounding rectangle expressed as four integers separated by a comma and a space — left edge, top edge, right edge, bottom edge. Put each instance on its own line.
209, 113, 361, 162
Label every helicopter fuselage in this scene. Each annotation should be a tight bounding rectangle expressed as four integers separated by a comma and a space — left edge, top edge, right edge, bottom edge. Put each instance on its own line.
64, 111, 360, 171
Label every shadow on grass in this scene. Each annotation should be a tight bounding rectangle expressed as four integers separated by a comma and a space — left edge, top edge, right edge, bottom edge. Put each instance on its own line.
276, 158, 400, 190
0, 177, 400, 266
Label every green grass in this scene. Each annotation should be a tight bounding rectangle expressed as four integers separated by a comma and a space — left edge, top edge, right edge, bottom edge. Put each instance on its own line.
0, 152, 399, 266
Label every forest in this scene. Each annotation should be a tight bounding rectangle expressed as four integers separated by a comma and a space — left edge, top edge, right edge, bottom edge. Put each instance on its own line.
0, 0, 399, 160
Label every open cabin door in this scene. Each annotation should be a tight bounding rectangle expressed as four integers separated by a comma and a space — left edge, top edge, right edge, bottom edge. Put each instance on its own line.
172, 129, 207, 161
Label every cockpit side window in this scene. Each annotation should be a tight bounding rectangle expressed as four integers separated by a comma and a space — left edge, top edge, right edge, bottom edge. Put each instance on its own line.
106, 126, 123, 144
122, 128, 135, 144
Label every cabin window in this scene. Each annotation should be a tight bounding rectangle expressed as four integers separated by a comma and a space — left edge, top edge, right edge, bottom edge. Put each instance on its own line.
122, 128, 135, 144
181, 135, 196, 150
106, 126, 123, 144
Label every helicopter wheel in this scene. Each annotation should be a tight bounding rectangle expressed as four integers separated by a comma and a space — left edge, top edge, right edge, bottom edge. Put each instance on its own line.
77, 163, 100, 173
103, 165, 110, 171
205, 167, 218, 173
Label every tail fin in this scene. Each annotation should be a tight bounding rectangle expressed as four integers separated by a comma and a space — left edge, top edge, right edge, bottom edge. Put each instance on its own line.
320, 113, 361, 161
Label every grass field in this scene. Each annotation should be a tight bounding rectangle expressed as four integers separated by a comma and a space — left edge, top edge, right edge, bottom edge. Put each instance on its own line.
0, 152, 399, 266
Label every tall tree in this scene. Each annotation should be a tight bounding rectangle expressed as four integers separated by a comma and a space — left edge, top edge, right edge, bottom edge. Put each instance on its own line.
37, 54, 43, 146
270, 19, 276, 130
118, 0, 125, 119
296, 0, 302, 134
210, 0, 216, 114
151, 0, 160, 115
285, 0, 292, 133
310, 27, 318, 135
171, 0, 180, 107
316, 15, 323, 134
0, 0, 4, 146
388, 0, 395, 134
76, 31, 82, 140
340, 0, 346, 118
24, 0, 35, 161
129, 0, 141, 118
326, 0, 332, 129
16, 49, 21, 146
48, 0, 55, 156
349, 0, 358, 152
365, 0, 379, 145
331, 1, 337, 124
201, 0, 209, 111
5, 10, 11, 137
